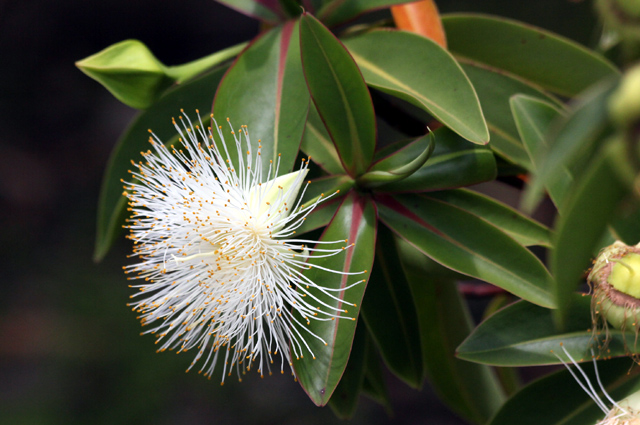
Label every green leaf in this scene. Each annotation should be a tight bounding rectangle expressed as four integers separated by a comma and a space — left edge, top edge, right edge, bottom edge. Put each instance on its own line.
215, 0, 286, 24
375, 127, 496, 193
426, 189, 552, 248
327, 323, 368, 419
357, 132, 435, 189
552, 138, 631, 327
457, 294, 640, 366
522, 77, 619, 212
344, 30, 489, 144
443, 14, 619, 97
510, 94, 570, 209
299, 13, 376, 177
94, 66, 228, 261
318, 0, 412, 28
294, 175, 353, 235
214, 21, 308, 180
489, 357, 640, 425
300, 175, 354, 206
300, 103, 346, 175
377, 193, 555, 308
361, 225, 424, 388
76, 40, 174, 110
461, 62, 561, 169
397, 239, 505, 424
294, 192, 377, 406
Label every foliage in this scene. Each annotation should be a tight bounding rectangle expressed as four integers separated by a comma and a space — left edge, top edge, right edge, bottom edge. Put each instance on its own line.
78, 0, 640, 423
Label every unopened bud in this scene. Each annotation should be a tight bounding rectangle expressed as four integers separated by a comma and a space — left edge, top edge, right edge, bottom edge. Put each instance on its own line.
609, 63, 640, 128
589, 241, 640, 333
76, 40, 174, 109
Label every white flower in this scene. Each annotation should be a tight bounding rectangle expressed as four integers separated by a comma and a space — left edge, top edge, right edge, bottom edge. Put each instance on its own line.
123, 110, 363, 383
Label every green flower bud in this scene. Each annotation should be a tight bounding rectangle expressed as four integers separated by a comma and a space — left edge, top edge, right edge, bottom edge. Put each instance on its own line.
76, 40, 174, 109
609, 63, 640, 127
589, 241, 640, 336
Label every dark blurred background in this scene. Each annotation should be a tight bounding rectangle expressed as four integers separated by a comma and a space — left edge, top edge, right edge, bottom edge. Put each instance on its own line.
0, 0, 596, 424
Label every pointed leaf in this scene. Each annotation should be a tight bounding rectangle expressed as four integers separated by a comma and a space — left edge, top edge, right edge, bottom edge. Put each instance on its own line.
299, 13, 376, 177
300, 103, 345, 175
215, 0, 286, 24
214, 21, 308, 180
489, 357, 640, 425
457, 294, 640, 366
426, 189, 552, 248
523, 77, 619, 212
552, 139, 631, 327
344, 29, 489, 144
293, 192, 377, 406
461, 62, 561, 169
318, 0, 413, 27
377, 193, 555, 308
375, 127, 496, 193
357, 132, 434, 189
327, 324, 368, 419
94, 66, 228, 261
397, 239, 505, 423
510, 94, 570, 208
443, 14, 619, 96
361, 225, 424, 388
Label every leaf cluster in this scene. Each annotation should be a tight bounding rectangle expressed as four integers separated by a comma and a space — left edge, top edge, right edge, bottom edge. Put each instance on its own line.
78, 1, 640, 423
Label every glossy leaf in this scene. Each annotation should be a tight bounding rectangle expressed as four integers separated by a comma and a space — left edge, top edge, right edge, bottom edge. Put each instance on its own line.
94, 66, 228, 261
510, 94, 570, 208
457, 294, 640, 366
426, 189, 552, 248
344, 30, 489, 144
397, 237, 505, 423
375, 127, 496, 193
522, 77, 619, 212
299, 13, 376, 177
215, 0, 285, 24
443, 14, 619, 96
489, 357, 640, 425
76, 40, 174, 110
552, 139, 631, 327
377, 193, 555, 308
294, 198, 342, 236
327, 324, 367, 419
318, 0, 413, 27
361, 225, 423, 388
461, 62, 561, 169
357, 132, 434, 189
294, 192, 377, 406
300, 103, 346, 175
214, 22, 308, 180
294, 175, 353, 235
